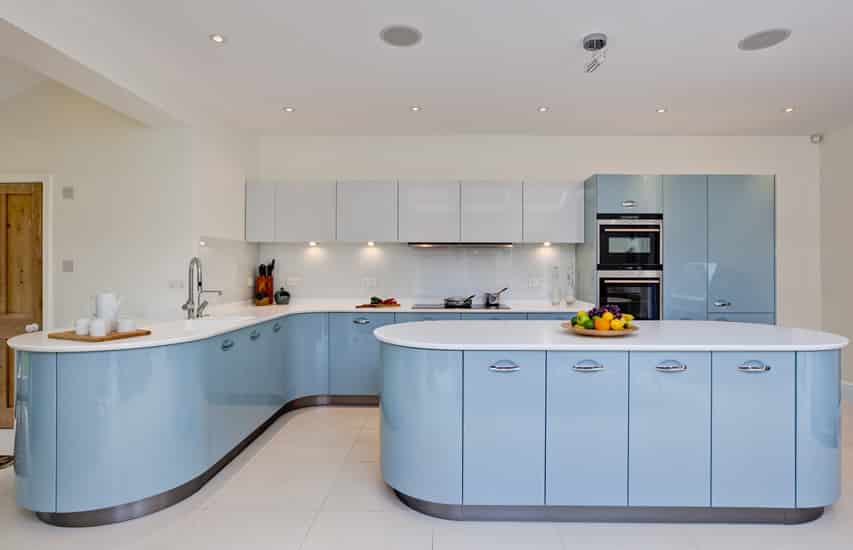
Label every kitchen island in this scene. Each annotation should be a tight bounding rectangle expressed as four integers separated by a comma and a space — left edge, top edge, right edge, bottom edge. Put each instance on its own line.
374, 320, 848, 524
6, 299, 590, 527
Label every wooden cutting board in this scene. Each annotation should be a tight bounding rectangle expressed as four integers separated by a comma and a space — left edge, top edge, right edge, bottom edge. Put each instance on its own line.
355, 303, 401, 308
48, 329, 152, 342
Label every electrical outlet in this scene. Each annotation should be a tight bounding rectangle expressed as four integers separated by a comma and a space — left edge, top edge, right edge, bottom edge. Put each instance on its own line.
62, 260, 74, 273
528, 277, 543, 289
61, 186, 74, 200
286, 276, 302, 287
247, 276, 255, 287
362, 277, 378, 289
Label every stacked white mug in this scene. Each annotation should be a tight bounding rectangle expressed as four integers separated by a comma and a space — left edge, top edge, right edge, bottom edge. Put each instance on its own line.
95, 292, 121, 333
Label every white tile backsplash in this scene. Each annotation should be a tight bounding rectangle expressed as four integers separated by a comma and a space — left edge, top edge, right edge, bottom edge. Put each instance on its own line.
258, 242, 576, 302
199, 237, 259, 306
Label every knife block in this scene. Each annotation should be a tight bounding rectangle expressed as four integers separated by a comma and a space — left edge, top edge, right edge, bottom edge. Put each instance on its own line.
255, 275, 274, 306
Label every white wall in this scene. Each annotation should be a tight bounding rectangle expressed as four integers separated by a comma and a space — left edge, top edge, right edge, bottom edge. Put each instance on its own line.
257, 135, 823, 330
0, 81, 195, 326
820, 124, 853, 382
258, 242, 574, 303
0, 82, 257, 327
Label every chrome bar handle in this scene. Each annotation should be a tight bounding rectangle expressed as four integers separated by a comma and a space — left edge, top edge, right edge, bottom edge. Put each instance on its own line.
489, 360, 520, 373
353, 318, 371, 325
250, 330, 261, 341
656, 360, 687, 373
221, 339, 235, 351
572, 359, 605, 372
621, 200, 638, 208
713, 299, 732, 308
737, 360, 771, 373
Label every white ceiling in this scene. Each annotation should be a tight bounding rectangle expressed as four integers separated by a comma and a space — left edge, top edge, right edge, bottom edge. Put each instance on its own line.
2, 0, 853, 135
0, 57, 45, 102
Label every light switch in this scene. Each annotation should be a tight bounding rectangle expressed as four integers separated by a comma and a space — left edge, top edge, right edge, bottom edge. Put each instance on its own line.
61, 186, 74, 200
62, 260, 74, 273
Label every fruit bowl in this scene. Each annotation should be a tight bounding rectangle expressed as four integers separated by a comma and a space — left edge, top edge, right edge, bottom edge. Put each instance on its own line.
561, 322, 639, 337
564, 304, 638, 337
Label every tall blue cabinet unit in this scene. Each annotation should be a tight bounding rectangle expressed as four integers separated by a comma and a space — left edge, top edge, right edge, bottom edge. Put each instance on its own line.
707, 175, 775, 319
662, 175, 775, 324
662, 176, 708, 320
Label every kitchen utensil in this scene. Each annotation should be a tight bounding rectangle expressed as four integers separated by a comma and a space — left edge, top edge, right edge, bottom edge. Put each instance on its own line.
48, 328, 152, 343
444, 295, 476, 308
89, 318, 108, 337
274, 287, 290, 305
356, 302, 401, 308
259, 264, 267, 277
562, 322, 638, 337
117, 318, 136, 332
484, 287, 509, 308
75, 318, 91, 336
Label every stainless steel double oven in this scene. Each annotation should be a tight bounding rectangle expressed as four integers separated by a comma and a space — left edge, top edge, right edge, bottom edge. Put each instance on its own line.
596, 214, 662, 320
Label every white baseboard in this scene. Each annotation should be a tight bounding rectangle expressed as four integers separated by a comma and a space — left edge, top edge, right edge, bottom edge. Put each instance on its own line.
843, 381, 853, 402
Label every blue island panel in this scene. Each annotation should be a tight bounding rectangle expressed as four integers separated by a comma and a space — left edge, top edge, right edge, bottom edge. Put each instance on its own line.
796, 350, 842, 508
56, 343, 209, 513
14, 351, 57, 513
546, 351, 628, 506
380, 344, 463, 504
463, 350, 546, 505
712, 351, 795, 508
629, 351, 711, 506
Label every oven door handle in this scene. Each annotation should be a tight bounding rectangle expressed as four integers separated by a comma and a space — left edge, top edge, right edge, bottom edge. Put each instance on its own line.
602, 228, 661, 233
603, 279, 660, 284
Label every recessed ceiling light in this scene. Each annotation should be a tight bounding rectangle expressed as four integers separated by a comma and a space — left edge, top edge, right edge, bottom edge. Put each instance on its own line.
380, 25, 422, 47
537, 106, 549, 113
308, 241, 317, 247
410, 105, 421, 112
283, 106, 295, 113
367, 241, 376, 247
783, 107, 795, 113
543, 241, 552, 247
209, 33, 226, 44
738, 28, 792, 51
656, 107, 667, 113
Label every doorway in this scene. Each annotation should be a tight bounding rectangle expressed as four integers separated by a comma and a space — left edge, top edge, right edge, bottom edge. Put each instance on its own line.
0, 183, 43, 430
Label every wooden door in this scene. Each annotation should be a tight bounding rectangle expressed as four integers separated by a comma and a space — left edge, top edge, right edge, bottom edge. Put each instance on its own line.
0, 183, 43, 429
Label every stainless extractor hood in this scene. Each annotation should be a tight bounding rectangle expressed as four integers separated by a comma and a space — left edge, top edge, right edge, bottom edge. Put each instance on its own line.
408, 243, 514, 248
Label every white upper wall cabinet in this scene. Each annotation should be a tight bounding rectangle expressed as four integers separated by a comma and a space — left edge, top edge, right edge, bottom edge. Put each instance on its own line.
398, 182, 461, 242
461, 181, 523, 242
274, 182, 336, 243
336, 180, 398, 242
245, 182, 275, 242
522, 182, 584, 243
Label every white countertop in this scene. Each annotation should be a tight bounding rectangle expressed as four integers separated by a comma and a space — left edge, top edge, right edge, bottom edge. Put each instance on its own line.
7, 298, 593, 353
375, 320, 849, 352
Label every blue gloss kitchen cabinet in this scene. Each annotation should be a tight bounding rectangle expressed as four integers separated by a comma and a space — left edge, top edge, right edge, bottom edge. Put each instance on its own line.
708, 176, 775, 316
463, 351, 546, 505
663, 176, 708, 320
526, 313, 573, 320
592, 175, 662, 214
546, 351, 628, 506
330, 313, 395, 395
282, 313, 329, 402
13, 351, 57, 513
707, 312, 775, 325
712, 351, 795, 508
394, 312, 462, 322
629, 352, 711, 506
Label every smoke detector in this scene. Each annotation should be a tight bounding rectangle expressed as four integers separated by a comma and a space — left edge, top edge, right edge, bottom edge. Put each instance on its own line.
582, 33, 608, 73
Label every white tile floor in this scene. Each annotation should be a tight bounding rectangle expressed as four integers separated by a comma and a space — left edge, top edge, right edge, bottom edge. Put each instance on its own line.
0, 403, 851, 550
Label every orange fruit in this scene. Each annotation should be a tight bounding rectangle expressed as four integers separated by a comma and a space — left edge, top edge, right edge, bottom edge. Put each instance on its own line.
594, 318, 611, 331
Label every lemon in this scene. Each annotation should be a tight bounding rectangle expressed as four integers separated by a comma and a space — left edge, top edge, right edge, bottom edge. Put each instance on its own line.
602, 311, 614, 322
611, 318, 626, 330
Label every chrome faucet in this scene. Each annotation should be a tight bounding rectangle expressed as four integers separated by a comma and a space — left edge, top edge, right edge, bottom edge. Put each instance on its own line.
182, 257, 223, 319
